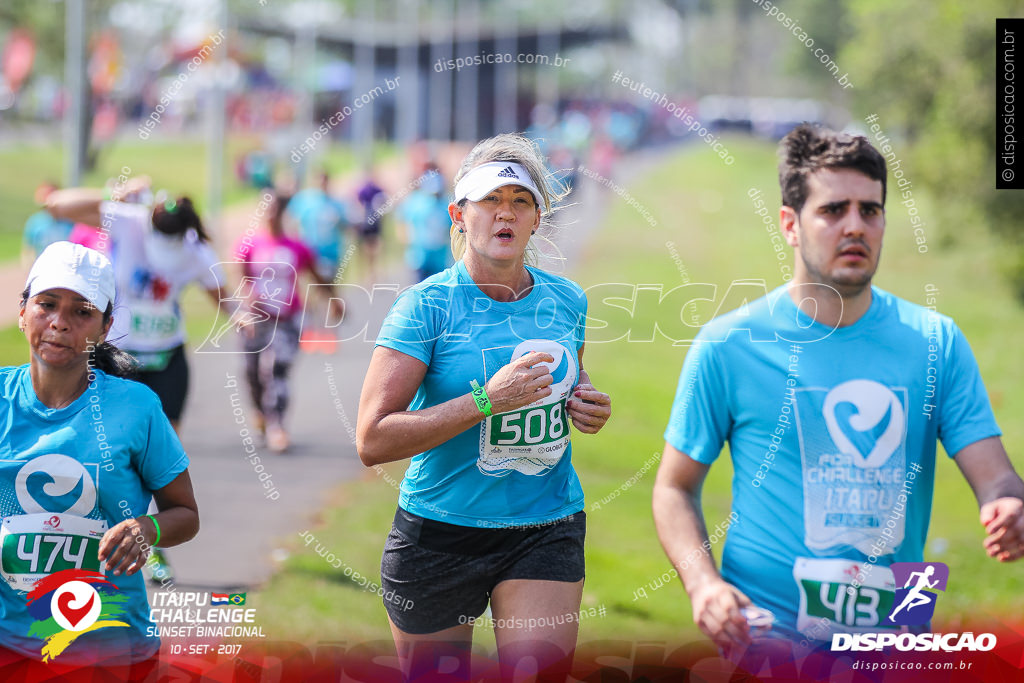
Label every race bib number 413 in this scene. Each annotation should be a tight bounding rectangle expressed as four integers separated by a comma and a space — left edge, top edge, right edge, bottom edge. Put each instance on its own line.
794, 557, 899, 638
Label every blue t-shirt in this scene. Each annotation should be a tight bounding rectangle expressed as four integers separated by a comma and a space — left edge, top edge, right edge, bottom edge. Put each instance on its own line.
23, 211, 73, 256
399, 191, 453, 274
664, 285, 1000, 640
0, 366, 189, 663
288, 188, 347, 264
376, 260, 588, 527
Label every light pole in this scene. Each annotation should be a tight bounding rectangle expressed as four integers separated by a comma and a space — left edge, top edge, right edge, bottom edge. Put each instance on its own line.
64, 0, 88, 187
206, 0, 229, 241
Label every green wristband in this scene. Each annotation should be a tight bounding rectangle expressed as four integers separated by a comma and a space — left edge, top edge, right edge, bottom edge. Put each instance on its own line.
470, 380, 493, 417
146, 514, 162, 547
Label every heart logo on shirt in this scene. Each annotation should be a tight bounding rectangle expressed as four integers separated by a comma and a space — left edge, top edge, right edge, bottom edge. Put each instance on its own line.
822, 379, 905, 469
50, 581, 101, 632
56, 591, 95, 628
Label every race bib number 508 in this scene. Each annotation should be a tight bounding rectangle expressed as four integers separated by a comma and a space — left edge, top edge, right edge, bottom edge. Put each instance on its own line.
477, 339, 578, 477
491, 402, 567, 446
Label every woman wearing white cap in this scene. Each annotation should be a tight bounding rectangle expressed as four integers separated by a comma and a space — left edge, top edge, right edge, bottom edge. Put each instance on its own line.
0, 242, 199, 671
357, 134, 611, 679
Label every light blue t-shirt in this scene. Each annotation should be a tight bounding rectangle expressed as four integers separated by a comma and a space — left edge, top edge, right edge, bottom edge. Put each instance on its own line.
288, 188, 348, 264
376, 260, 588, 527
0, 366, 189, 662
23, 211, 73, 256
399, 191, 453, 275
664, 285, 1000, 640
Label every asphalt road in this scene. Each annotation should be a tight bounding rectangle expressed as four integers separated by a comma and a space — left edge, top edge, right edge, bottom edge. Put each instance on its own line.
164, 313, 380, 590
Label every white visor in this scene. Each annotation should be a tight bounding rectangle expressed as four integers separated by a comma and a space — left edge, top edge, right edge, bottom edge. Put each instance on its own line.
453, 162, 544, 207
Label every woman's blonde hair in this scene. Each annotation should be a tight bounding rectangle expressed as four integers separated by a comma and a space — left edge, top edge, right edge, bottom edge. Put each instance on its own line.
450, 133, 569, 264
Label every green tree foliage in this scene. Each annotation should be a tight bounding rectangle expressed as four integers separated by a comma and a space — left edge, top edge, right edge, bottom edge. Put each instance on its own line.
820, 0, 1024, 298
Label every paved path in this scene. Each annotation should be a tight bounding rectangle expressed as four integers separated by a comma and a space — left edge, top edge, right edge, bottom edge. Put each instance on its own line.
165, 323, 378, 589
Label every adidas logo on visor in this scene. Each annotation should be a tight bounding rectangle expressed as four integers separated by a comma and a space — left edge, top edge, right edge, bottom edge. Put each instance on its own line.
496, 166, 520, 179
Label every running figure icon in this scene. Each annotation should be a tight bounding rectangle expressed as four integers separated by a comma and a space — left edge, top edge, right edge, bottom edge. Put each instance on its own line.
888, 565, 938, 622
206, 267, 286, 348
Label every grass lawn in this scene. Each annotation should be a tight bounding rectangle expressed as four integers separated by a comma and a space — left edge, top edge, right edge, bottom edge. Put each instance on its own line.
244, 137, 1024, 648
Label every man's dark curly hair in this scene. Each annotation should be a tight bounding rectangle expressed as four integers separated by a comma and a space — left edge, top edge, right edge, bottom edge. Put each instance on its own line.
778, 123, 887, 213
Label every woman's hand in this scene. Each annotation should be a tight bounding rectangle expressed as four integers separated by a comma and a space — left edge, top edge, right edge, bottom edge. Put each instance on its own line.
485, 351, 555, 414
98, 517, 155, 577
567, 383, 611, 434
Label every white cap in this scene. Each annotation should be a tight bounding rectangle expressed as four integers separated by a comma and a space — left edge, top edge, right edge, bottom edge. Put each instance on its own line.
453, 162, 544, 207
25, 241, 116, 312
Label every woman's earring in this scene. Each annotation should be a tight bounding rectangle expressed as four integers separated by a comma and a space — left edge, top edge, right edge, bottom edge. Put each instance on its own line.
459, 228, 465, 233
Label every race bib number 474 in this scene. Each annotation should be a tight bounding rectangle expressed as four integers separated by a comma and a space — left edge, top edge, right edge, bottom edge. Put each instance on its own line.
1, 514, 107, 592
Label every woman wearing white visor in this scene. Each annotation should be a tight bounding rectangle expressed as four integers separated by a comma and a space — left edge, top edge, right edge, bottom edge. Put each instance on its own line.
358, 134, 611, 680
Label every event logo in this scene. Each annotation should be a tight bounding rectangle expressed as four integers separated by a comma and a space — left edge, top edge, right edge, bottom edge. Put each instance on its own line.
510, 339, 575, 398
886, 561, 949, 625
797, 380, 909, 554
24, 569, 129, 662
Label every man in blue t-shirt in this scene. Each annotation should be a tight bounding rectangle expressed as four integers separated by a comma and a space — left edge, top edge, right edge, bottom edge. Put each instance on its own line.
653, 124, 1024, 653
